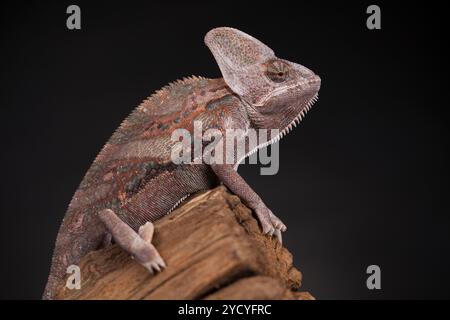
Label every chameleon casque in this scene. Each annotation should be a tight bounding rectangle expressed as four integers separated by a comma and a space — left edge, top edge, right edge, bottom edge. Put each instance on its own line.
43, 27, 321, 299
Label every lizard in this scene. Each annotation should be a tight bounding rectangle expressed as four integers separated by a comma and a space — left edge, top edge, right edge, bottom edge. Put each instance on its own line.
43, 27, 321, 300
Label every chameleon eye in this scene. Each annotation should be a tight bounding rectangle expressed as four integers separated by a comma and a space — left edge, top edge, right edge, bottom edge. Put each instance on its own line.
265, 60, 290, 83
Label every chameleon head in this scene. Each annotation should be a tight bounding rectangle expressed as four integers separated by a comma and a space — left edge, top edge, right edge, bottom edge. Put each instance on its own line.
205, 27, 321, 133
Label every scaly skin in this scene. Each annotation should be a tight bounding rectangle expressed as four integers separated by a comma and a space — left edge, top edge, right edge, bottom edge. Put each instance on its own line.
43, 27, 321, 299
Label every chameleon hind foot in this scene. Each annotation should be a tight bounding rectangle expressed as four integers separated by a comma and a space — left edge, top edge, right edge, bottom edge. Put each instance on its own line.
138, 222, 166, 273
98, 209, 166, 274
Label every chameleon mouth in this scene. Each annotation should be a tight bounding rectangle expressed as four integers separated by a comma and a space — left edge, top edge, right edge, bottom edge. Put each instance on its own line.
234, 93, 319, 168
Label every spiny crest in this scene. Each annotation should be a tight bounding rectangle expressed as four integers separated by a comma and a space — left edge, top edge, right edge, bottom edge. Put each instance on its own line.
111, 76, 209, 142
158, 75, 207, 94
94, 76, 210, 164
137, 75, 208, 118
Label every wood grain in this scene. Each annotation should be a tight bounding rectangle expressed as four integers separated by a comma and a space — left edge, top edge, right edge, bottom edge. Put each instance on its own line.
56, 186, 310, 300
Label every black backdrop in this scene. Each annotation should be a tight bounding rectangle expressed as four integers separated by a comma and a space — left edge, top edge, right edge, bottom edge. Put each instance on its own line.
1, 1, 449, 299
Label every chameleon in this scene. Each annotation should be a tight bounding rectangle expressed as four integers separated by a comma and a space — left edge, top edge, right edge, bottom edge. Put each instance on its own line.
43, 27, 321, 299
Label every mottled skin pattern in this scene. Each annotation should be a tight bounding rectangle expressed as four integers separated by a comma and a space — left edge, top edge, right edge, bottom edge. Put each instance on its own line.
43, 27, 321, 299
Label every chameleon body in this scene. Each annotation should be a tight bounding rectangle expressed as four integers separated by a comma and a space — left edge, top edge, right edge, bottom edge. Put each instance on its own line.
43, 27, 321, 299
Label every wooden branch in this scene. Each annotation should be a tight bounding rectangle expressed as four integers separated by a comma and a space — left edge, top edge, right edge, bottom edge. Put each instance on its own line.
56, 186, 313, 300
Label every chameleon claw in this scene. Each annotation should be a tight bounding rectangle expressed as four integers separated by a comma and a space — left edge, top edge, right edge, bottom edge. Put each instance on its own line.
274, 229, 283, 244
255, 206, 286, 240
137, 243, 166, 276
159, 257, 167, 269
152, 263, 161, 273
143, 255, 166, 274
261, 220, 275, 235
269, 212, 287, 233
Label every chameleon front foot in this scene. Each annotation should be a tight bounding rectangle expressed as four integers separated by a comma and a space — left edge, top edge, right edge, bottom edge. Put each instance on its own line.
254, 205, 287, 244
98, 209, 166, 275
210, 164, 287, 244
270, 211, 287, 244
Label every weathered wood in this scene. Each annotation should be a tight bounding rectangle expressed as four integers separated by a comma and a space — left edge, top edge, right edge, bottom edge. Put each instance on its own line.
56, 186, 308, 300
205, 276, 313, 300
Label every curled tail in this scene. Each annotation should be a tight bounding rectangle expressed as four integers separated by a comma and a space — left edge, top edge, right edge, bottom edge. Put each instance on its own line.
43, 209, 106, 299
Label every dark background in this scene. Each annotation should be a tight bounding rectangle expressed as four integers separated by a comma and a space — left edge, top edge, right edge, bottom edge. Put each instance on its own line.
1, 1, 448, 299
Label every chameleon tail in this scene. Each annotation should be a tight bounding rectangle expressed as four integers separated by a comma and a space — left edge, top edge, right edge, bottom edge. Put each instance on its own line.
42, 210, 106, 300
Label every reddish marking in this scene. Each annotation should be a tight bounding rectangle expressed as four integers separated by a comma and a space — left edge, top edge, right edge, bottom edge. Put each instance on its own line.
103, 172, 113, 181
118, 190, 127, 205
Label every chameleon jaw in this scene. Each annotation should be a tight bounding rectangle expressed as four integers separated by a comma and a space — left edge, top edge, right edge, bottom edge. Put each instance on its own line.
234, 93, 319, 169
276, 92, 319, 141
